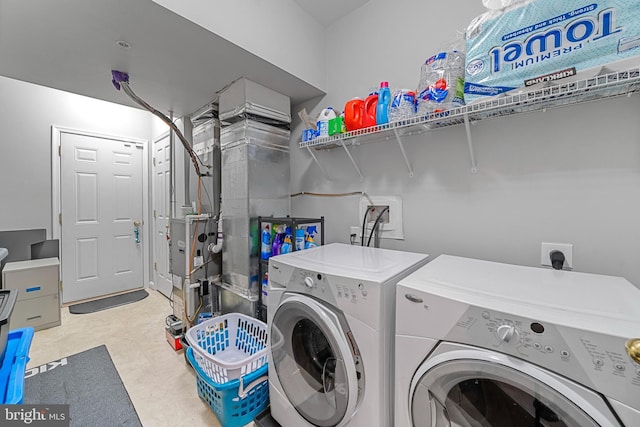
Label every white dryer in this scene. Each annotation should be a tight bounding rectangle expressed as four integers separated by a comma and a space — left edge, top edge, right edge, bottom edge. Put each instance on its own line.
267, 243, 428, 427
395, 255, 640, 427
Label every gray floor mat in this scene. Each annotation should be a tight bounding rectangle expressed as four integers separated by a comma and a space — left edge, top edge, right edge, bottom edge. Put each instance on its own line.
68, 289, 148, 314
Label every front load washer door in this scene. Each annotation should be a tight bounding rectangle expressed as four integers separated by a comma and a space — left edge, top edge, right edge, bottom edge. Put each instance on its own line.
271, 294, 363, 427
409, 343, 621, 427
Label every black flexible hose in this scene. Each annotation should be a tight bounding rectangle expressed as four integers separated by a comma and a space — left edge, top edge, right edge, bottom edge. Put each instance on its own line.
367, 206, 390, 247
360, 207, 370, 246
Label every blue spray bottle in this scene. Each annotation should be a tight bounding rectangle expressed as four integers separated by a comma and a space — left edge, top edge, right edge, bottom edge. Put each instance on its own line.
260, 224, 271, 260
280, 227, 293, 254
305, 226, 318, 249
280, 235, 292, 254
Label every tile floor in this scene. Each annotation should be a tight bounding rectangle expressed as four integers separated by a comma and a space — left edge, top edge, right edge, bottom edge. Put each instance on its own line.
26, 289, 258, 427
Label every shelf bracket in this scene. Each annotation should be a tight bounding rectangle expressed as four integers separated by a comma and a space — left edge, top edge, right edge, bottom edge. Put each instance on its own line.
393, 129, 414, 177
339, 139, 364, 180
306, 147, 329, 179
463, 113, 478, 174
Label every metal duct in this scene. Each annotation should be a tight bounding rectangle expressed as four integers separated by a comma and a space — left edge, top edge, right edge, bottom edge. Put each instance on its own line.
220, 119, 290, 301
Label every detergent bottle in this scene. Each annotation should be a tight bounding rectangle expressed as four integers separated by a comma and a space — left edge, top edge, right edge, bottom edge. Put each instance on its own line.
260, 224, 271, 260
363, 91, 378, 128
305, 226, 318, 249
328, 114, 344, 136
317, 107, 336, 137
271, 225, 284, 256
295, 228, 305, 251
344, 98, 364, 131
376, 81, 391, 125
261, 272, 269, 307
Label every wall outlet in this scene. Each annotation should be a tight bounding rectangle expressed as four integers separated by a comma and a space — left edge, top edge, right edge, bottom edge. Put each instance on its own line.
541, 242, 573, 269
350, 226, 361, 244
358, 195, 403, 240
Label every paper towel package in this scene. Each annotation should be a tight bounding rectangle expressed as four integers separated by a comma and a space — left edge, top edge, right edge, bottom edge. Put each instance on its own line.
464, 0, 640, 104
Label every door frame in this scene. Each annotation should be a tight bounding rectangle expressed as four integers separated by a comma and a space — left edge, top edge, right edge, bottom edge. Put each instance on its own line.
150, 130, 172, 295
51, 125, 151, 294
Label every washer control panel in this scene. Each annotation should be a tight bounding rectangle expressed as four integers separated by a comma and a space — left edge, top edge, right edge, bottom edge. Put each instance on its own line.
446, 305, 640, 409
288, 268, 373, 302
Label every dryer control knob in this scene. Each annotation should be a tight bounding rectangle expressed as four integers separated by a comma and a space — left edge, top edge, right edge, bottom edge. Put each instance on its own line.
626, 339, 640, 364
496, 324, 520, 344
303, 276, 315, 288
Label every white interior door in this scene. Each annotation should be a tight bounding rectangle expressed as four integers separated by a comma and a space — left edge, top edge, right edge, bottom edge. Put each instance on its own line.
60, 132, 144, 303
152, 132, 173, 298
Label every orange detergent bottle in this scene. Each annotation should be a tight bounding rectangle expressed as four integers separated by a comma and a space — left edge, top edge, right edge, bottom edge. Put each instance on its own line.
344, 98, 364, 131
363, 92, 378, 128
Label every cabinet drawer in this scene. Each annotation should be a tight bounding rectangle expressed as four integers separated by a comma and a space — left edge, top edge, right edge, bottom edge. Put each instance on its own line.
2, 261, 59, 300
11, 294, 61, 331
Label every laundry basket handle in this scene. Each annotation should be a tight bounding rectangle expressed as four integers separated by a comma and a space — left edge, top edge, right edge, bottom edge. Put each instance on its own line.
238, 375, 269, 399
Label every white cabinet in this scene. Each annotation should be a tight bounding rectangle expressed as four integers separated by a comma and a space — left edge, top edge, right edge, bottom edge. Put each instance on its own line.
2, 258, 61, 331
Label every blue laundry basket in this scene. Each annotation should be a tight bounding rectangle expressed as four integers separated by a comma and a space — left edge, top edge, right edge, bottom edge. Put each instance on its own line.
187, 346, 269, 427
0, 327, 35, 404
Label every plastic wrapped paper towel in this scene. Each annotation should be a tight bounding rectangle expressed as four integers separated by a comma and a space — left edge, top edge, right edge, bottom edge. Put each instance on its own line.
464, 0, 640, 104
482, 0, 531, 10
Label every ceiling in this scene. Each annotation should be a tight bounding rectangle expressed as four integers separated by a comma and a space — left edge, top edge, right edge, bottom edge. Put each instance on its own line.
0, 0, 328, 118
293, 0, 370, 27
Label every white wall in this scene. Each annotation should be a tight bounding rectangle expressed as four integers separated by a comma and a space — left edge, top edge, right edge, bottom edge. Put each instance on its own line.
151, 0, 327, 92
0, 76, 153, 236
291, 0, 640, 287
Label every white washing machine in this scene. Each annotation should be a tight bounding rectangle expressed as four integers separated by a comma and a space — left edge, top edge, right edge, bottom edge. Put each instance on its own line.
267, 243, 428, 427
395, 255, 640, 427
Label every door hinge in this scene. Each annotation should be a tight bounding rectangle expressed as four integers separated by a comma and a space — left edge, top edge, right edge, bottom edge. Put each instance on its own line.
154, 262, 157, 271
59, 213, 62, 225
153, 157, 156, 167
59, 280, 63, 290
58, 145, 61, 156
153, 210, 157, 219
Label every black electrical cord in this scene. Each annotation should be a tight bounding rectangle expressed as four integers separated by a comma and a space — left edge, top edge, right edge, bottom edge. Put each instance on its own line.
367, 206, 390, 247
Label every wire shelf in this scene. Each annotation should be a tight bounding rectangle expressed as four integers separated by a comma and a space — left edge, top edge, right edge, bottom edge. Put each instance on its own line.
300, 67, 640, 150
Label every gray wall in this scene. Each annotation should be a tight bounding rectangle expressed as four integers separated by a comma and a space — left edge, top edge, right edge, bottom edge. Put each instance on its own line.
151, 0, 327, 91
0, 75, 153, 236
291, 0, 640, 287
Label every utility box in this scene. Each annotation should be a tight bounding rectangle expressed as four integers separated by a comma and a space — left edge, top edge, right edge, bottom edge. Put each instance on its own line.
219, 78, 291, 124
169, 215, 215, 324
2, 258, 60, 331
169, 215, 215, 281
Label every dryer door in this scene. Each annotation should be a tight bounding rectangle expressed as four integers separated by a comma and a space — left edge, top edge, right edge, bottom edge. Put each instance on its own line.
409, 343, 621, 427
271, 294, 362, 427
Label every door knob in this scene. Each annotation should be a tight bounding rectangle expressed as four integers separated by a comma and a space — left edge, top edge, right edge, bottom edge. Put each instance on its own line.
133, 220, 141, 244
